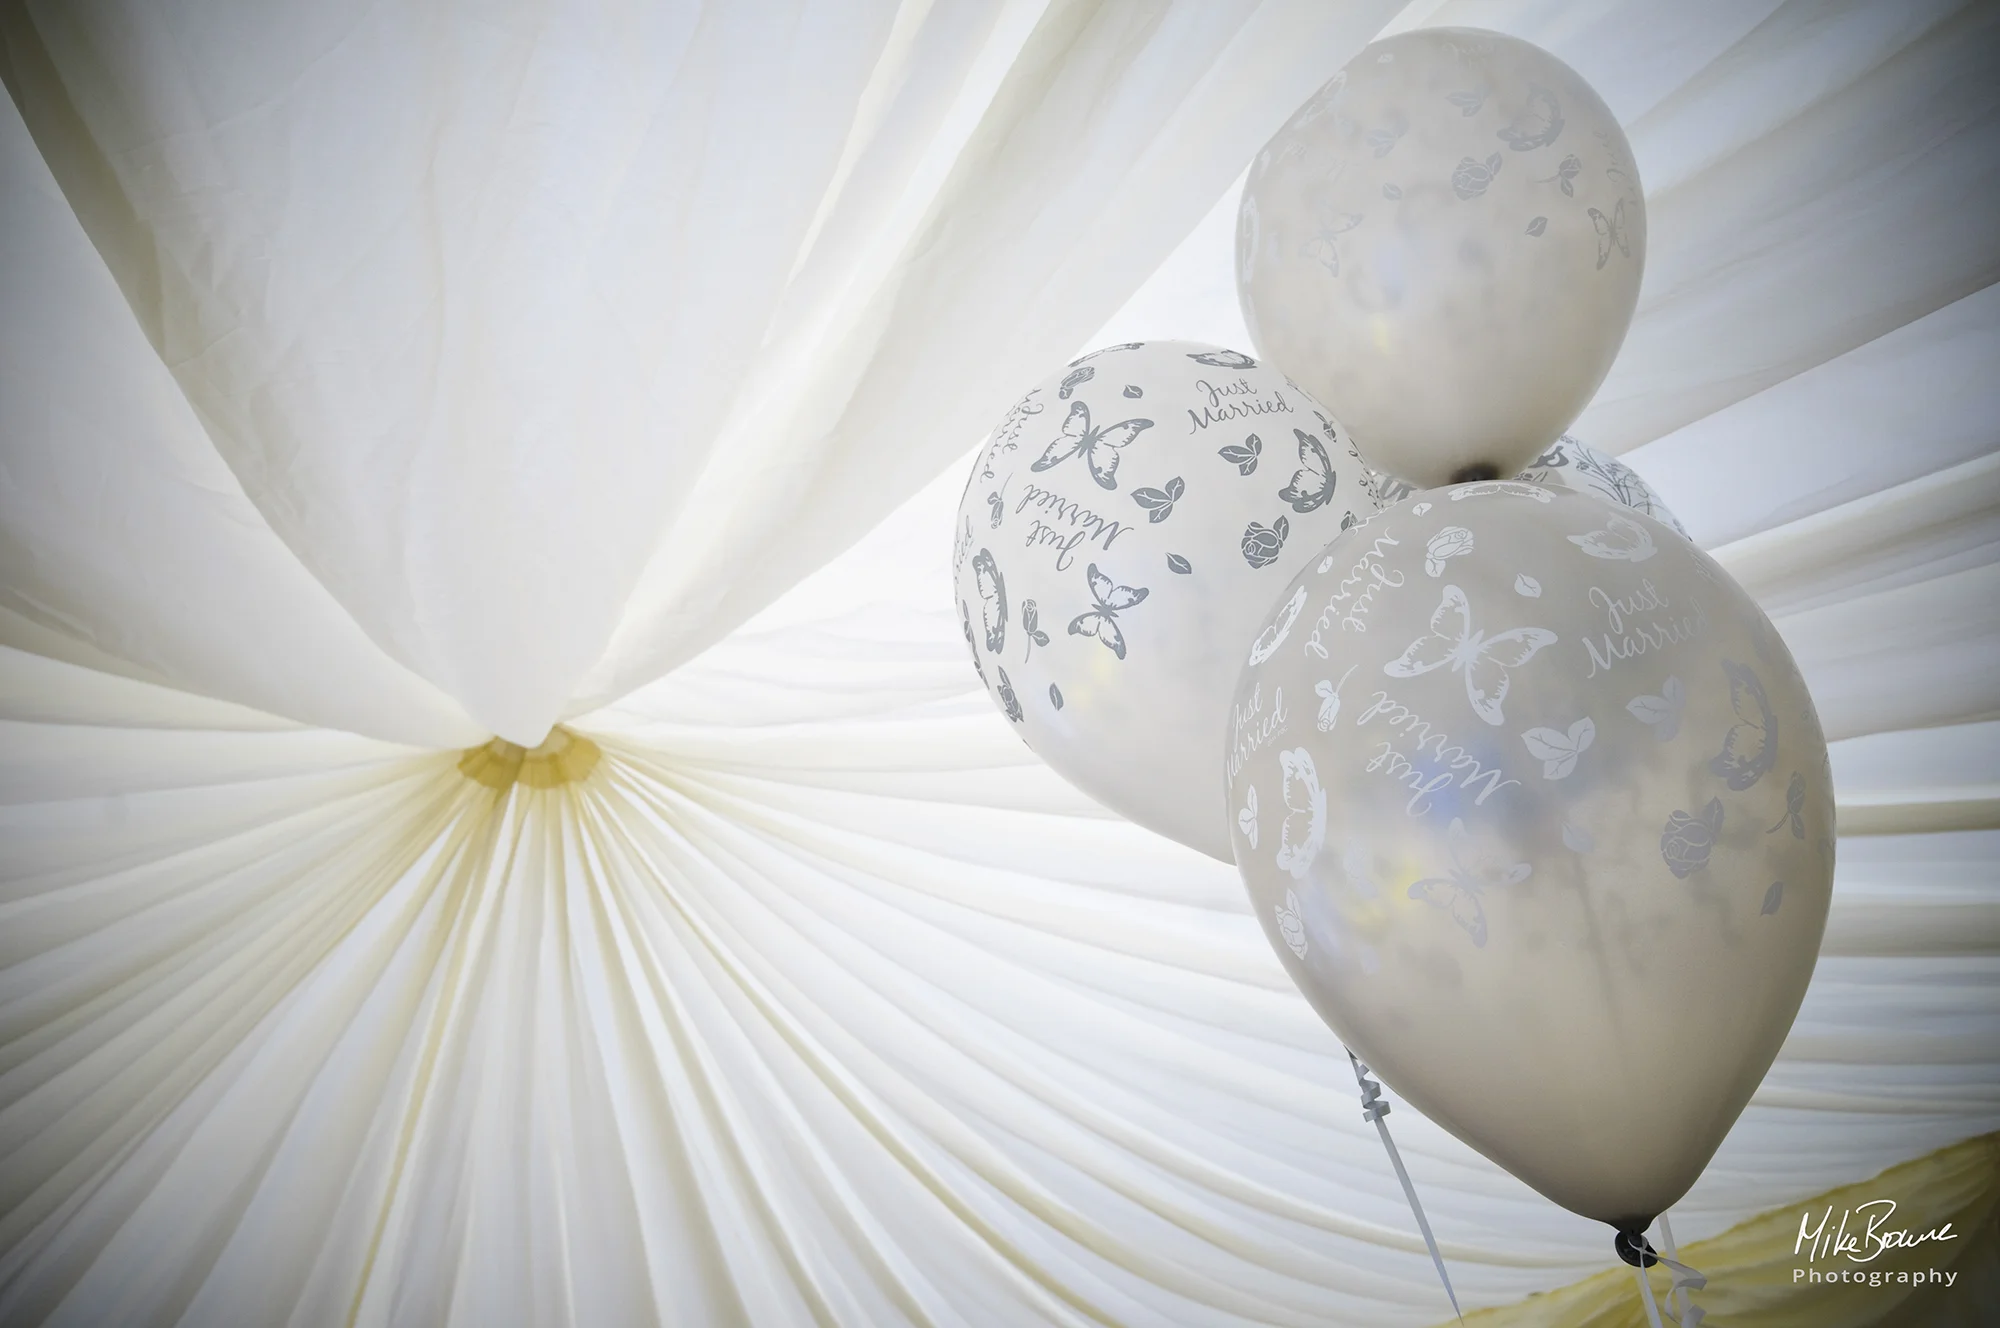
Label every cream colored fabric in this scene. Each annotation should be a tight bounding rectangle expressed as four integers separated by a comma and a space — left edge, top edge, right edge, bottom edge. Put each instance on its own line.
2, 0, 1998, 1324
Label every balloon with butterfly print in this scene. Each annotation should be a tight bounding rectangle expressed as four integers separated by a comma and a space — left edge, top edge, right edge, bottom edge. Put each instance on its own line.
955, 341, 1369, 861
1239, 28, 1646, 488
1225, 483, 1833, 1234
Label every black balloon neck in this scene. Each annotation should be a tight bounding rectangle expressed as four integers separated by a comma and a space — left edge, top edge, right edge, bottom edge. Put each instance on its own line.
1613, 1228, 1660, 1268
1449, 462, 1503, 483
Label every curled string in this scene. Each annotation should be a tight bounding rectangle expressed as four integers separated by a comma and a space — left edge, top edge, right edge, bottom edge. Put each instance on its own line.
1655, 1215, 1708, 1326
1349, 1052, 1462, 1323
1627, 1226, 1708, 1327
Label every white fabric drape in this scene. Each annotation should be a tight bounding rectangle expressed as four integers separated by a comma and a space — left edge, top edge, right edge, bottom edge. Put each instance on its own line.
2, 1, 1997, 1325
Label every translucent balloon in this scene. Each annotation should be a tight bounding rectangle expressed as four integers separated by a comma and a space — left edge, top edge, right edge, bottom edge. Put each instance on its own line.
1226, 483, 1831, 1230
1239, 29, 1646, 487
1371, 436, 1686, 536
955, 341, 1369, 860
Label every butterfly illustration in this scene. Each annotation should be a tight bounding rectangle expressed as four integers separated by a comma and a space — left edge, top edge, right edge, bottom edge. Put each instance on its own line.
1408, 818, 1531, 948
1274, 889, 1309, 958
1058, 365, 1094, 399
959, 601, 986, 686
1316, 665, 1357, 731
1520, 716, 1595, 780
1626, 675, 1685, 742
1498, 85, 1564, 151
994, 666, 1024, 723
1568, 512, 1656, 562
1247, 586, 1308, 666
1276, 748, 1326, 880
1279, 429, 1337, 513
1131, 476, 1185, 523
1768, 771, 1806, 838
1031, 400, 1154, 490
1219, 434, 1262, 476
1067, 563, 1149, 660
972, 549, 1007, 653
1020, 600, 1049, 660
1710, 661, 1777, 791
1188, 349, 1257, 369
1238, 785, 1260, 849
1385, 585, 1558, 726
986, 490, 1005, 528
1302, 206, 1364, 275
1589, 199, 1632, 269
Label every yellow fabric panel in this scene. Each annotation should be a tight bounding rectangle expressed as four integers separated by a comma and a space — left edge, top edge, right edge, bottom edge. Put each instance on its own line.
457, 727, 602, 790
1450, 1132, 2000, 1326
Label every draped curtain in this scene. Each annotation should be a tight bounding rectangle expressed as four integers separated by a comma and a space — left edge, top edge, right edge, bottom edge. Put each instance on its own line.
2, 0, 1996, 1324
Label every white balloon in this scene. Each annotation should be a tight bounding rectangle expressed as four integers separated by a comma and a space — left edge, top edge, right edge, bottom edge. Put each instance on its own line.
1239, 28, 1646, 487
1371, 436, 1687, 536
956, 341, 1369, 861
1227, 484, 1832, 1231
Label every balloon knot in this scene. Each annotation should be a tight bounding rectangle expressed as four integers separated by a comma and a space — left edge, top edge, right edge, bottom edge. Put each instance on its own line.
458, 726, 602, 790
1614, 1229, 1660, 1268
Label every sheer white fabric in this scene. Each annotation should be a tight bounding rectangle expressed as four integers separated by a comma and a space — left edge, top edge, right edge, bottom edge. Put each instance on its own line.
1, 1, 1995, 1324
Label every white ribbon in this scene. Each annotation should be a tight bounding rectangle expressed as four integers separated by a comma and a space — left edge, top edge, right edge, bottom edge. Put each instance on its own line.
1656, 1214, 1708, 1326
1627, 1225, 1709, 1328
1348, 1052, 1462, 1323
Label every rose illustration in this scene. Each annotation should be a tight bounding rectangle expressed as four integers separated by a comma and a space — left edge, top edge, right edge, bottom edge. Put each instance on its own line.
1452, 152, 1504, 200
1424, 525, 1475, 577
1242, 516, 1290, 569
1275, 889, 1309, 958
1661, 798, 1724, 878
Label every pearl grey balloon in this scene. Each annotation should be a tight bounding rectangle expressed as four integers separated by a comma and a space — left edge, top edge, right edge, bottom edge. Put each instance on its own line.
1240, 29, 1646, 486
1226, 483, 1831, 1228
955, 341, 1368, 861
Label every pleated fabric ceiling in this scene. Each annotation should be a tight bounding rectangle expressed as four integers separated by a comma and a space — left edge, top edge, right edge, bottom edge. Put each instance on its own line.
2, 0, 1996, 1324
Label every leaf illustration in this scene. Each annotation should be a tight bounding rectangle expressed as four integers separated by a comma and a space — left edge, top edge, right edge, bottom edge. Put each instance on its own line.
1521, 716, 1595, 780
1561, 821, 1595, 853
1382, 182, 1403, 200
1514, 574, 1541, 597
1767, 772, 1806, 838
1049, 683, 1064, 711
1447, 89, 1484, 116
1132, 477, 1183, 523
1219, 434, 1262, 476
1762, 881, 1785, 915
1123, 385, 1143, 399
1626, 676, 1685, 742
1166, 553, 1192, 575
1526, 215, 1548, 237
